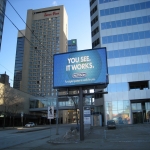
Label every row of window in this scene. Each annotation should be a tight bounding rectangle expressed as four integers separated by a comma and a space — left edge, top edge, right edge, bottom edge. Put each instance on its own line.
32, 28, 59, 33
32, 24, 60, 29
14, 66, 23, 70
102, 30, 150, 44
31, 36, 59, 40
106, 82, 149, 93
92, 27, 99, 37
108, 62, 150, 75
90, 5, 97, 16
100, 1, 150, 16
15, 63, 23, 67
107, 46, 150, 59
101, 15, 150, 30
31, 35, 60, 40
105, 100, 130, 111
92, 38, 100, 48
15, 56, 23, 60
16, 53, 23, 57
32, 17, 59, 24
99, 0, 119, 4
91, 15, 98, 26
33, 20, 60, 25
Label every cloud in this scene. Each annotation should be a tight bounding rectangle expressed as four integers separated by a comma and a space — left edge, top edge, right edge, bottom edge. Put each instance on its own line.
52, 1, 57, 6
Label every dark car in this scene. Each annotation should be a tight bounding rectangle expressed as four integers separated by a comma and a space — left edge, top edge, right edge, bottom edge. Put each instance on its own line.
107, 120, 116, 129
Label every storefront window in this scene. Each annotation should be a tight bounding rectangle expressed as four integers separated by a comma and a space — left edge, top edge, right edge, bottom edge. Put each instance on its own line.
105, 100, 131, 124
145, 102, 150, 109
112, 101, 117, 110
131, 103, 142, 110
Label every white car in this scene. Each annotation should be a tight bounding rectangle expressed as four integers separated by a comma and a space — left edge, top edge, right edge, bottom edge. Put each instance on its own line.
25, 122, 35, 127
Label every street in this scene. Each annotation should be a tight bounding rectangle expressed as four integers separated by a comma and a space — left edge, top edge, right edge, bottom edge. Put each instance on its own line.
0, 124, 150, 150
0, 125, 69, 150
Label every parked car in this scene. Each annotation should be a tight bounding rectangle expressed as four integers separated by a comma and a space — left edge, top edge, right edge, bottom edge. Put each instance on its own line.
25, 122, 35, 127
107, 120, 116, 129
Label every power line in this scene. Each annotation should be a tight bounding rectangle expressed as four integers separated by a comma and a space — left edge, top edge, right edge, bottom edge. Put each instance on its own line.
6, 0, 50, 53
0, 64, 13, 74
0, 4, 56, 96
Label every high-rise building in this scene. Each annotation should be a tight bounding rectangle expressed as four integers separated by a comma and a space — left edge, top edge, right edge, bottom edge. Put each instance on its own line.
68, 39, 77, 52
13, 30, 25, 90
20, 6, 68, 97
0, 0, 6, 51
90, 0, 150, 124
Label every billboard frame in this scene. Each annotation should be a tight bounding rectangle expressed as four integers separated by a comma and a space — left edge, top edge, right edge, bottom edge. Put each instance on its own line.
53, 47, 108, 89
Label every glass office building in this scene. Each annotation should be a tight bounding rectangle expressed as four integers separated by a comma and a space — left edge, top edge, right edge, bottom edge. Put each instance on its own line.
68, 39, 78, 52
0, 0, 6, 51
13, 30, 25, 90
90, 0, 150, 124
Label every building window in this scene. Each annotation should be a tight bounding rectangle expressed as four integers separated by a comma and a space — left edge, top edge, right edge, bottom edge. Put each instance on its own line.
100, 1, 150, 16
101, 15, 150, 30
92, 38, 99, 48
90, 5, 97, 16
129, 81, 149, 91
91, 16, 98, 26
92, 27, 99, 37
90, 0, 96, 6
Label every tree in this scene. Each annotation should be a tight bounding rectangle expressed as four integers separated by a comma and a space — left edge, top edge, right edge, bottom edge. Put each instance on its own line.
71, 96, 79, 125
0, 84, 24, 128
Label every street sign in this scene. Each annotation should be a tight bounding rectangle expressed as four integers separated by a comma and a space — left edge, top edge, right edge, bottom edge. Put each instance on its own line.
48, 106, 54, 119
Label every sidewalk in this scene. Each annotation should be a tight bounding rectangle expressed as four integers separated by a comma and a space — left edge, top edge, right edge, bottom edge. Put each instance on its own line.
0, 123, 83, 133
0, 125, 50, 132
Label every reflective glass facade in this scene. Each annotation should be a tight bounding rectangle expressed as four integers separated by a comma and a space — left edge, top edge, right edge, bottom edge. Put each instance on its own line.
0, 0, 6, 51
100, 1, 150, 16
90, 0, 150, 125
68, 39, 77, 52
13, 36, 25, 90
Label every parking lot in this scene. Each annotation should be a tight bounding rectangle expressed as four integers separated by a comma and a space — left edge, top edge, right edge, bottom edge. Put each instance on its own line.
90, 124, 150, 142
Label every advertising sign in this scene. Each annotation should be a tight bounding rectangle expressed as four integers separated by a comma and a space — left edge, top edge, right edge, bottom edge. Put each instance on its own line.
84, 106, 91, 125
53, 48, 107, 88
48, 106, 54, 119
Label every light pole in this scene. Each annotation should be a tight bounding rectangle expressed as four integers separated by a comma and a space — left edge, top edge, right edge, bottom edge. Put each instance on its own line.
56, 90, 59, 135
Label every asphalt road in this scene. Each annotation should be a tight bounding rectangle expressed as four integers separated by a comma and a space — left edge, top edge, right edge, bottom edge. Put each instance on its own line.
0, 125, 68, 150
0, 124, 150, 150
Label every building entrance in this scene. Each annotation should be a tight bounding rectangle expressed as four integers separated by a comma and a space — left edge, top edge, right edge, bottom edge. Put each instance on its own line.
131, 101, 150, 124
132, 112, 143, 124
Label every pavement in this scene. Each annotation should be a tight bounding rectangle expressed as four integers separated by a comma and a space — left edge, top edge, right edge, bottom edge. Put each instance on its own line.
1, 123, 150, 150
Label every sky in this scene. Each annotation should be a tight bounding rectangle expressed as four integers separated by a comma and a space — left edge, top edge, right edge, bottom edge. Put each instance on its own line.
0, 0, 92, 87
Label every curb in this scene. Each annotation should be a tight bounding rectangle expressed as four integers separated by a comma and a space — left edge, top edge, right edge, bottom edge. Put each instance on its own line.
16, 127, 50, 133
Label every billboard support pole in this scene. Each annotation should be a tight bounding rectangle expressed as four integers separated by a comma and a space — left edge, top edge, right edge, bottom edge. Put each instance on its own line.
79, 86, 84, 141
56, 91, 59, 135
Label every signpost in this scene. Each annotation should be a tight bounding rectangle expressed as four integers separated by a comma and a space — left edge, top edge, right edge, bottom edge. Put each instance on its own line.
48, 106, 54, 119
48, 106, 54, 142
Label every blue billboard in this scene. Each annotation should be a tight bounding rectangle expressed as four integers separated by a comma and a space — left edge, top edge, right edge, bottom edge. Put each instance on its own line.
53, 48, 108, 88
